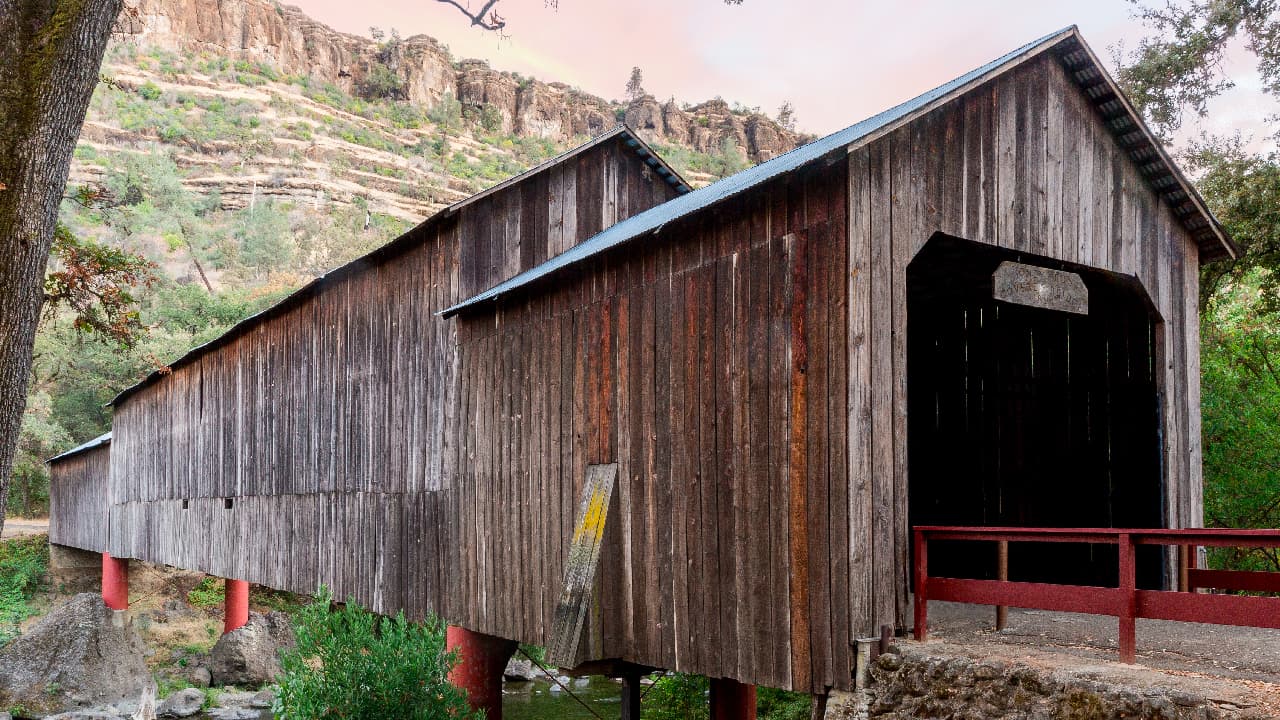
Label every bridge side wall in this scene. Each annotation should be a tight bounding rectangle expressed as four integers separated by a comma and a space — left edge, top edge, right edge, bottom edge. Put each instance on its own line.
104, 135, 679, 619
453, 158, 852, 693
48, 444, 110, 552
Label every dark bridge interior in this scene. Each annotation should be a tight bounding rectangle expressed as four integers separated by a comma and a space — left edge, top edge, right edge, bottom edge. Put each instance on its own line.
907, 235, 1165, 589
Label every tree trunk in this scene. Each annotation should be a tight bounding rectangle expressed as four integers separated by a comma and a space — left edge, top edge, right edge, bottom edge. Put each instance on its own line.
0, 0, 123, 537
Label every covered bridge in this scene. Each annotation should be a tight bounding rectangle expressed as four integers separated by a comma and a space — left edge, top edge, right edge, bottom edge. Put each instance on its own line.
49, 25, 1232, 711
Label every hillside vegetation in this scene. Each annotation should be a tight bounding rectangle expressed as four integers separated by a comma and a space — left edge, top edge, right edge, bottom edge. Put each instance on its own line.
11, 29, 769, 517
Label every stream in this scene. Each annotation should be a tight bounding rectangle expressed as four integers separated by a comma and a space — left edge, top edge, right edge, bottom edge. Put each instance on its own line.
504, 676, 625, 720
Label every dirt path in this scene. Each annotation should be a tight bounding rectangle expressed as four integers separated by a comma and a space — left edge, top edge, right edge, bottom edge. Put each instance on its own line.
2, 517, 49, 538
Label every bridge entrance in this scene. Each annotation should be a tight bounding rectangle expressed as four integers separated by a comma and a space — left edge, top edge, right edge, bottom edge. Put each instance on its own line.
906, 235, 1165, 589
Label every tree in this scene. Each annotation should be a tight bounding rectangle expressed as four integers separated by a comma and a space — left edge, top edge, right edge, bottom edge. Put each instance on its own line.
0, 0, 125, 536
1117, 0, 1277, 141
777, 100, 796, 132
626, 66, 646, 102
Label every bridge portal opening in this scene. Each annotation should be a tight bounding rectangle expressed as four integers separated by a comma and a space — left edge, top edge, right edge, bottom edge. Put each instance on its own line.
907, 235, 1165, 589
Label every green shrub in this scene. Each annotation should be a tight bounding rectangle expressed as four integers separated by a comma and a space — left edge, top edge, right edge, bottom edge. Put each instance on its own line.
138, 82, 162, 101
642, 673, 707, 720
757, 687, 811, 720
274, 588, 476, 720
187, 577, 225, 608
0, 534, 49, 645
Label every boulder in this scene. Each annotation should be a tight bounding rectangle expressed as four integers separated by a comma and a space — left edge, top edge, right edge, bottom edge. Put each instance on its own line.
186, 665, 212, 688
209, 612, 295, 687
248, 689, 275, 709
0, 593, 155, 717
503, 657, 535, 681
157, 688, 206, 718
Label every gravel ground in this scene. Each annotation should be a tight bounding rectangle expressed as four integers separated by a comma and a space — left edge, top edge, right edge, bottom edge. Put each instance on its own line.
922, 599, 1280, 684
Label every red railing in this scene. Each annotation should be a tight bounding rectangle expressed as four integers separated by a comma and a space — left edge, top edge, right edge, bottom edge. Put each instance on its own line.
912, 526, 1280, 663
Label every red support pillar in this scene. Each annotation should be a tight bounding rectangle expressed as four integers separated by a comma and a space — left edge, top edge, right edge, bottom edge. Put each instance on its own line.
446, 626, 517, 720
102, 553, 128, 611
224, 578, 249, 634
710, 678, 757, 720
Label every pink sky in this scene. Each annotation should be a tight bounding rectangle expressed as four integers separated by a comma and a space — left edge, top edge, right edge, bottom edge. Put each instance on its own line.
290, 0, 1271, 148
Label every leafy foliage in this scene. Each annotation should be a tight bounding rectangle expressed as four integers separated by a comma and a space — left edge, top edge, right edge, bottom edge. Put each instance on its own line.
1200, 274, 1280, 571
640, 673, 808, 720
0, 534, 49, 645
641, 673, 707, 720
275, 588, 476, 720
1185, 139, 1280, 312
187, 576, 226, 608
1117, 0, 1279, 140
44, 224, 156, 347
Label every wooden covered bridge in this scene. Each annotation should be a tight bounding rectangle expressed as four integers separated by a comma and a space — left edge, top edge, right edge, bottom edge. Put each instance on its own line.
49, 26, 1244, 718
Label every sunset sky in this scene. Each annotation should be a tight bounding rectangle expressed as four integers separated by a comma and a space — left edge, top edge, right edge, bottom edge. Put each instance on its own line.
290, 0, 1271, 150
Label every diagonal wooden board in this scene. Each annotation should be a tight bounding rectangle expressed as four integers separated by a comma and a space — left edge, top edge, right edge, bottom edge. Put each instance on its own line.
546, 462, 618, 667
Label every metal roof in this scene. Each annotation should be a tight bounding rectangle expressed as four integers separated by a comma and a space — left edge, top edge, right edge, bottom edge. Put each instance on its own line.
441, 26, 1233, 318
47, 432, 111, 464
110, 126, 685, 408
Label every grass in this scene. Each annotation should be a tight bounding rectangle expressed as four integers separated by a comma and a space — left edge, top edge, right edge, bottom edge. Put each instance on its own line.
186, 576, 225, 608
0, 533, 48, 645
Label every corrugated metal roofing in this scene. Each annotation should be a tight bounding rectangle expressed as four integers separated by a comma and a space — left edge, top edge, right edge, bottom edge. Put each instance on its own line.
441, 26, 1232, 317
47, 432, 111, 464
109, 126, 685, 408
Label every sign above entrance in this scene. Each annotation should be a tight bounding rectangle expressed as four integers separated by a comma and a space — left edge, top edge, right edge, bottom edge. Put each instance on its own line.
992, 262, 1089, 315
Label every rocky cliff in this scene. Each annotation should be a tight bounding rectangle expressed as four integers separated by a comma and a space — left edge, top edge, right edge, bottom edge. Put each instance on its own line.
119, 0, 806, 163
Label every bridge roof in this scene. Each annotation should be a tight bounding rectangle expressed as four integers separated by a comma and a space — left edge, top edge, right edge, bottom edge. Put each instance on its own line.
441, 26, 1234, 318
109, 126, 685, 408
47, 432, 112, 464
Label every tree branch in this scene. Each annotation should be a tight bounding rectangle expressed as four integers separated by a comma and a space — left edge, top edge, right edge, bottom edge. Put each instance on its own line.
434, 0, 742, 31
434, 0, 506, 31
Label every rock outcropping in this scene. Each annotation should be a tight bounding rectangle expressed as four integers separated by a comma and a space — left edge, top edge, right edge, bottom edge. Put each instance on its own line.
0, 594, 155, 717
118, 0, 805, 163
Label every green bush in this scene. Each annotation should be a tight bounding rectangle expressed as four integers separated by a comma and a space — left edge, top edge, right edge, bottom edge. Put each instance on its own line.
0, 534, 49, 645
757, 687, 811, 720
642, 673, 707, 720
187, 577, 225, 608
275, 588, 476, 720
640, 673, 809, 720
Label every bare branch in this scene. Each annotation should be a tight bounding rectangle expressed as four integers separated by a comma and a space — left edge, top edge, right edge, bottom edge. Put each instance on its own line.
435, 0, 506, 31
434, 0, 741, 31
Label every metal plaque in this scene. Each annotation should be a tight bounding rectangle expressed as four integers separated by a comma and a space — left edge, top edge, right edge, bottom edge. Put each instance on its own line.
992, 261, 1088, 315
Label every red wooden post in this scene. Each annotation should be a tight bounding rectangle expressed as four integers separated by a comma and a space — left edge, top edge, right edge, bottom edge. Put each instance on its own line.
101, 553, 129, 611
710, 678, 757, 720
996, 540, 1009, 630
913, 528, 928, 641
224, 579, 250, 634
1187, 543, 1199, 592
447, 626, 517, 720
1118, 533, 1136, 663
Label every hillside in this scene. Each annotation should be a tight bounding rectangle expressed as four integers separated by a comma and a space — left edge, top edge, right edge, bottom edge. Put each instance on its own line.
10, 0, 809, 516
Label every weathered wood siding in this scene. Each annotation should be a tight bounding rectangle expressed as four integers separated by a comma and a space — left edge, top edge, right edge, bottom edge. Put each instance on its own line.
453, 160, 851, 692
104, 134, 679, 620
48, 444, 110, 552
846, 49, 1205, 632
